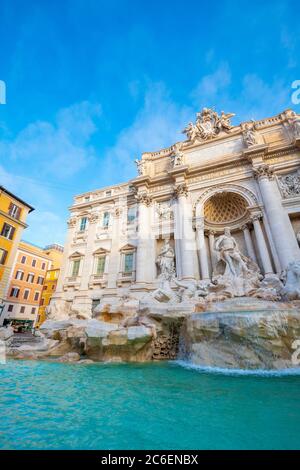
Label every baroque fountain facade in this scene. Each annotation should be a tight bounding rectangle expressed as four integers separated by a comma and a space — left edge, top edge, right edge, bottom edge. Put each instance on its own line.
5, 108, 300, 368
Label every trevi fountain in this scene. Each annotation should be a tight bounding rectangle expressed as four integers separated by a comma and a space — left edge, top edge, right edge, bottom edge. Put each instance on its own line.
2, 107, 300, 371
1, 108, 300, 451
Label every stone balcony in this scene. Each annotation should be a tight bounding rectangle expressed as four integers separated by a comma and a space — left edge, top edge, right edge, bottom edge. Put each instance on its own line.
88, 273, 108, 289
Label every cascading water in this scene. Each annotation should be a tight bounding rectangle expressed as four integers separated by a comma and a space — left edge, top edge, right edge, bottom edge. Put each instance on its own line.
176, 301, 300, 371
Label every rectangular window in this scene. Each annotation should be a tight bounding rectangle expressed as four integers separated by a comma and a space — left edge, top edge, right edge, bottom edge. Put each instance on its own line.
37, 276, 44, 285
127, 207, 136, 223
34, 291, 40, 301
124, 253, 133, 273
8, 305, 14, 312
27, 273, 34, 283
15, 270, 24, 280
0, 248, 8, 265
9, 203, 21, 219
21, 255, 26, 264
41, 299, 44, 306
79, 217, 87, 231
20, 306, 25, 314
23, 289, 30, 300
72, 259, 80, 277
96, 256, 106, 276
105, 190, 112, 197
31, 307, 36, 315
10, 287, 20, 298
41, 262, 46, 270
32, 259, 36, 267
102, 212, 110, 227
1, 222, 15, 240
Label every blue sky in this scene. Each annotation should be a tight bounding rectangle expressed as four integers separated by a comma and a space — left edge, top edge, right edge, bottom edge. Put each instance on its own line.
0, 0, 299, 247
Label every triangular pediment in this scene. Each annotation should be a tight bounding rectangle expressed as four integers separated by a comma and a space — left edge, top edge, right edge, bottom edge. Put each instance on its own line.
119, 243, 136, 252
93, 247, 109, 255
69, 251, 84, 258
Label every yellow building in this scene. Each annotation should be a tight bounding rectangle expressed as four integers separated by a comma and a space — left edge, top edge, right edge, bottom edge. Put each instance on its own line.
36, 244, 64, 327
0, 186, 34, 315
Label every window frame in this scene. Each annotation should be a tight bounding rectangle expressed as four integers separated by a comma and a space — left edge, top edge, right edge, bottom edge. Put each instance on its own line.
1, 222, 15, 240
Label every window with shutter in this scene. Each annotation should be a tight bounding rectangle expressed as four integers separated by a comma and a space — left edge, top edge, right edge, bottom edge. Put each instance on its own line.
0, 248, 8, 265
1, 223, 15, 240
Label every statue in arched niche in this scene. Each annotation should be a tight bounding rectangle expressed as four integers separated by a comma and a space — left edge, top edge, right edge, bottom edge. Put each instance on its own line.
213, 227, 262, 297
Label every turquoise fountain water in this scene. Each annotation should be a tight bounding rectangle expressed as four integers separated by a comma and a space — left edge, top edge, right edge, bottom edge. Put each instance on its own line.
0, 360, 300, 450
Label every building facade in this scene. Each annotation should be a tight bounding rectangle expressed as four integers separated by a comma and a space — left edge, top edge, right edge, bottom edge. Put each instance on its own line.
0, 187, 34, 312
1, 241, 51, 330
51, 108, 300, 317
37, 244, 64, 327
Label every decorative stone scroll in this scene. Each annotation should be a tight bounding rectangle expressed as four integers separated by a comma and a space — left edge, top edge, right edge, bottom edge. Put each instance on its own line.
135, 191, 152, 206
182, 108, 235, 142
67, 217, 77, 228
173, 183, 188, 198
253, 165, 274, 180
278, 173, 300, 198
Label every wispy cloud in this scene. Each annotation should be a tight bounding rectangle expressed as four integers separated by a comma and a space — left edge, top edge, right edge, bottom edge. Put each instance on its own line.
191, 63, 292, 122
1, 101, 102, 180
97, 82, 193, 186
0, 101, 102, 245
191, 62, 232, 106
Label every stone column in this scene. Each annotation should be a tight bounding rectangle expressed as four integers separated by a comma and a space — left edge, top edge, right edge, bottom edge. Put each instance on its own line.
55, 216, 77, 293
195, 217, 210, 280
107, 207, 122, 289
208, 230, 217, 272
135, 192, 155, 284
79, 212, 99, 291
254, 165, 300, 268
173, 183, 195, 280
251, 214, 273, 276
242, 224, 257, 263
173, 198, 182, 279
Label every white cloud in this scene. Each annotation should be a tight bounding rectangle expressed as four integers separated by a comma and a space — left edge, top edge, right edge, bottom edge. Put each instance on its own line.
191, 62, 232, 106
99, 82, 193, 185
191, 63, 292, 122
1, 100, 101, 179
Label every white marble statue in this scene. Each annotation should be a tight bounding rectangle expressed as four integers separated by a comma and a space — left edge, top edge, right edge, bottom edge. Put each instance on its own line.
214, 228, 249, 277
289, 111, 300, 139
213, 228, 261, 297
156, 239, 176, 282
281, 261, 300, 300
182, 122, 198, 142
171, 144, 184, 167
135, 159, 146, 176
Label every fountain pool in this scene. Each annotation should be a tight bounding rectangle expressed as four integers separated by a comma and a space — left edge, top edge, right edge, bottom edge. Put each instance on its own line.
0, 360, 299, 450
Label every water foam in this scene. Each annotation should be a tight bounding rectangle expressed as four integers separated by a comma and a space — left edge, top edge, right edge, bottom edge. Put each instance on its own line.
174, 360, 300, 377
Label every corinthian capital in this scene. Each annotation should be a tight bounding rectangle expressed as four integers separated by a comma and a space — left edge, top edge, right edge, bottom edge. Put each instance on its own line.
173, 182, 188, 198
253, 165, 274, 181
195, 217, 205, 231
250, 212, 263, 222
135, 191, 152, 206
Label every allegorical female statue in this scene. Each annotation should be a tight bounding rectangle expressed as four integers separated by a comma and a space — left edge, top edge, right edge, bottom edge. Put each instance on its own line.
156, 239, 175, 281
